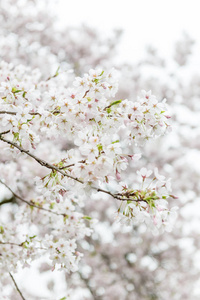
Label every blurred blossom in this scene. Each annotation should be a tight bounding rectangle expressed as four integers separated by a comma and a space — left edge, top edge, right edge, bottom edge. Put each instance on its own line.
0, 1, 200, 300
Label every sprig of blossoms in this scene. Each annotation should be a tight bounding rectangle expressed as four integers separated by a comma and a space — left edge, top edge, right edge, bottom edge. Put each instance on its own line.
0, 61, 176, 278
115, 168, 178, 234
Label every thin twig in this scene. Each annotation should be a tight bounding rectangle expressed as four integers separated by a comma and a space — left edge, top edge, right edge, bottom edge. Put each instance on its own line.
1, 241, 22, 247
83, 90, 89, 98
0, 179, 66, 216
0, 110, 41, 116
0, 110, 61, 116
78, 271, 100, 300
9, 272, 26, 300
1, 241, 46, 251
0, 196, 15, 206
0, 136, 145, 203
0, 130, 10, 136
0, 135, 83, 184
59, 159, 86, 170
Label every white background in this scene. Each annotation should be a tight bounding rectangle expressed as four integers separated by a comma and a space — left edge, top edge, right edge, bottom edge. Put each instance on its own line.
57, 0, 200, 62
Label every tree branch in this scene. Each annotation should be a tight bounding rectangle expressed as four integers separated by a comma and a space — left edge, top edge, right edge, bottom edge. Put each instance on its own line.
0, 130, 10, 135
0, 110, 41, 116
9, 272, 26, 300
78, 271, 101, 300
0, 241, 47, 251
0, 135, 146, 203
0, 110, 61, 116
1, 241, 22, 247
0, 135, 83, 184
59, 159, 86, 170
0, 196, 15, 206
0, 179, 66, 216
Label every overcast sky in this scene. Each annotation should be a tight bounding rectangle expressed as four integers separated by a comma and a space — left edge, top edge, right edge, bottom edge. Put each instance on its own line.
57, 0, 200, 63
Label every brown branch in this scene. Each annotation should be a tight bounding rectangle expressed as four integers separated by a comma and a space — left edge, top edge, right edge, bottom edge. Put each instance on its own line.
0, 135, 83, 184
1, 241, 22, 247
0, 241, 46, 251
9, 272, 26, 300
0, 110, 41, 116
0, 136, 145, 203
78, 271, 100, 300
0, 179, 66, 217
0, 110, 61, 116
0, 130, 10, 136
59, 159, 86, 170
96, 187, 146, 203
0, 196, 15, 206
83, 90, 89, 98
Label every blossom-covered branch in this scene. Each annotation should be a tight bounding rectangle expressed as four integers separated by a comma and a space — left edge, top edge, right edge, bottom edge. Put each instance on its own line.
0, 179, 66, 216
0, 61, 177, 292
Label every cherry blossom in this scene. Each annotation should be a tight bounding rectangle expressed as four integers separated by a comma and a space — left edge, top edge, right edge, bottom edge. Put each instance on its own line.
3, 1, 200, 299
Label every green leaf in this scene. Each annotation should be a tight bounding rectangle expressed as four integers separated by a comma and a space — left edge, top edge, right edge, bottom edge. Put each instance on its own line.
106, 107, 111, 114
14, 90, 23, 94
111, 140, 119, 144
13, 132, 19, 139
55, 66, 60, 77
12, 87, 23, 94
50, 202, 55, 209
83, 216, 92, 220
97, 143, 103, 152
22, 242, 28, 249
93, 78, 99, 84
0, 226, 4, 234
59, 297, 66, 300
99, 70, 104, 76
109, 100, 122, 107
63, 215, 69, 223
127, 201, 132, 204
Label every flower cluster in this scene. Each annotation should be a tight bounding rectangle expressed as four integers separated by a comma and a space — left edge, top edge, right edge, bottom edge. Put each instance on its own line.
115, 167, 178, 234
0, 61, 176, 279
